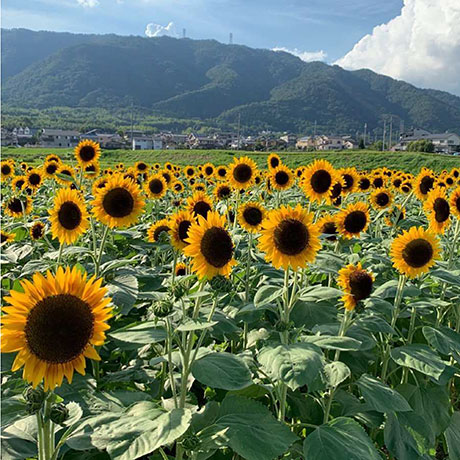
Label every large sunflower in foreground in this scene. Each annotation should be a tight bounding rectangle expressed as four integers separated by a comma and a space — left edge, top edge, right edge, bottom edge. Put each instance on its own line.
424, 187, 451, 234
186, 191, 214, 219
338, 262, 374, 311
74, 139, 101, 166
238, 202, 266, 233
228, 157, 257, 190
258, 204, 321, 270
144, 174, 167, 199
4, 196, 32, 218
170, 210, 196, 250
270, 164, 294, 191
390, 226, 441, 278
184, 211, 236, 279
336, 202, 370, 239
92, 174, 145, 228
50, 188, 89, 244
450, 187, 460, 218
302, 159, 336, 202
1, 266, 112, 390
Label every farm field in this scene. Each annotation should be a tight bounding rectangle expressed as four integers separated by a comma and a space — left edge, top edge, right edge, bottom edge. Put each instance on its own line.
3, 146, 460, 171
1, 143, 460, 460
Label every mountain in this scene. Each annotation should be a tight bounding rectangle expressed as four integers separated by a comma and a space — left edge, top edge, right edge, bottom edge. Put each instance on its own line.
2, 28, 460, 134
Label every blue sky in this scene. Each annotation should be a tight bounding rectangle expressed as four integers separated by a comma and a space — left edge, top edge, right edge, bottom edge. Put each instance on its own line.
2, 0, 403, 62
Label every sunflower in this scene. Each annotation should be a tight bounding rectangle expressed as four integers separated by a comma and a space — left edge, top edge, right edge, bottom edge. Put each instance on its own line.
340, 168, 359, 194
1, 266, 112, 390
50, 188, 89, 244
30, 221, 45, 240
317, 215, 338, 241
43, 161, 59, 178
214, 183, 233, 200
186, 191, 213, 219
56, 165, 76, 186
414, 169, 435, 200
216, 166, 228, 180
192, 183, 206, 193
203, 163, 215, 178
184, 165, 195, 179
45, 154, 61, 164
371, 175, 385, 189
172, 181, 185, 194
302, 160, 336, 202
1, 230, 15, 245
92, 177, 108, 195
450, 187, 460, 218
20, 162, 28, 171
258, 204, 321, 270
329, 179, 344, 206
184, 211, 236, 279
144, 174, 167, 199
336, 202, 370, 239
147, 219, 171, 243
357, 175, 372, 192
384, 206, 406, 227
161, 170, 173, 185
83, 162, 100, 179
228, 157, 257, 190
135, 161, 149, 173
26, 168, 44, 189
400, 181, 412, 194
338, 263, 374, 311
74, 139, 101, 166
424, 188, 451, 234
170, 210, 196, 250
267, 153, 281, 170
390, 226, 441, 278
1, 161, 14, 180
12, 176, 26, 192
175, 262, 187, 276
92, 174, 145, 228
4, 196, 32, 218
370, 188, 393, 210
164, 162, 174, 171
270, 164, 294, 191
238, 202, 266, 233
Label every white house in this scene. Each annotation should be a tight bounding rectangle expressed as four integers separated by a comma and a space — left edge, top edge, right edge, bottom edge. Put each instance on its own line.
132, 136, 163, 150
395, 129, 460, 154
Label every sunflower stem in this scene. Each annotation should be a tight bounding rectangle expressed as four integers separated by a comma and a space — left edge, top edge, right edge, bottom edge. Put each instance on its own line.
243, 233, 253, 348
381, 274, 406, 382
402, 305, 417, 383
36, 411, 45, 460
95, 225, 110, 277
56, 242, 64, 269
41, 395, 55, 460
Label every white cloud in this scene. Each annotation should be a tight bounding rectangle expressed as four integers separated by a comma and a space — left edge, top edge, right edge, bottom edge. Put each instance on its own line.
145, 21, 178, 38
335, 0, 460, 96
272, 47, 327, 62
77, 0, 99, 7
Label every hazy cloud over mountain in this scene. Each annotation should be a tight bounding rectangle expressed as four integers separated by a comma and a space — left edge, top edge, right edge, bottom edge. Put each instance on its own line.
336, 0, 460, 96
145, 21, 178, 38
272, 47, 327, 63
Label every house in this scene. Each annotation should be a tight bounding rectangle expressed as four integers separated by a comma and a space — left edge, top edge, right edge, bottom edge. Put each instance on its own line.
81, 130, 126, 149
161, 133, 188, 149
187, 133, 217, 149
1, 129, 15, 147
40, 129, 80, 148
296, 136, 316, 150
396, 129, 460, 154
279, 133, 297, 146
213, 132, 239, 148
132, 135, 163, 150
316, 135, 345, 150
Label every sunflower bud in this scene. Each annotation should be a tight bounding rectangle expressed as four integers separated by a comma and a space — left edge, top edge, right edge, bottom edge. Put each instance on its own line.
180, 434, 201, 451
23, 386, 46, 414
170, 280, 187, 300
209, 275, 233, 293
152, 298, 174, 318
49, 403, 69, 425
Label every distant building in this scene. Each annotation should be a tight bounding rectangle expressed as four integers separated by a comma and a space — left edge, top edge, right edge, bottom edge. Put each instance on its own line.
40, 129, 80, 148
81, 130, 126, 149
297, 135, 358, 150
394, 129, 460, 154
187, 133, 217, 149
161, 133, 188, 149
279, 133, 297, 146
132, 135, 163, 150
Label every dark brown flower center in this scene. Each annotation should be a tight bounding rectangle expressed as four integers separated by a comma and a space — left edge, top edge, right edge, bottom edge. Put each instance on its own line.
270, 157, 280, 168
85, 164, 96, 173
218, 186, 231, 199
25, 294, 94, 364
218, 168, 227, 177
330, 183, 342, 199
359, 178, 371, 190
274, 219, 309, 255
29, 173, 41, 186
419, 176, 434, 195
176, 267, 186, 276
402, 238, 433, 268
178, 220, 192, 242
58, 201, 82, 230
275, 171, 290, 186
1, 233, 9, 243
393, 178, 402, 188
205, 166, 213, 175
102, 188, 134, 218
153, 225, 170, 241
342, 174, 354, 190
46, 163, 58, 174
2, 164, 12, 175
79, 146, 96, 162
344, 210, 367, 234
348, 270, 373, 301
233, 164, 252, 183
321, 221, 337, 241
200, 227, 233, 267
14, 179, 25, 190
193, 201, 212, 219
455, 196, 460, 213
149, 179, 164, 195
375, 192, 390, 207
137, 162, 147, 171
433, 198, 450, 223
7, 198, 24, 214
311, 170, 332, 193
243, 206, 263, 226
372, 177, 383, 188
162, 172, 171, 184
31, 224, 44, 240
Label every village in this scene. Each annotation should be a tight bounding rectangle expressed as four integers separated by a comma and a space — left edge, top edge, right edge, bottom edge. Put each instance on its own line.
2, 126, 460, 154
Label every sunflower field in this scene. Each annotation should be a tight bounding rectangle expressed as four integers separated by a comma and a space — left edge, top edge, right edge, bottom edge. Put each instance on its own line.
1, 143, 460, 460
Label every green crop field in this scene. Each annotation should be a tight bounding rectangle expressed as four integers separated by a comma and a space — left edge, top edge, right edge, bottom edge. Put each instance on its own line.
3, 147, 460, 172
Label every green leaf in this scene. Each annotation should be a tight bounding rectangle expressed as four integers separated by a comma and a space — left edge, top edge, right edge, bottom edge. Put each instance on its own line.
215, 395, 297, 460
445, 412, 460, 460
390, 345, 447, 380
177, 318, 218, 332
303, 417, 381, 460
253, 285, 282, 307
107, 274, 138, 314
109, 322, 167, 349
258, 343, 323, 390
356, 374, 412, 413
192, 352, 252, 390
299, 286, 343, 302
423, 326, 460, 356
323, 362, 350, 388
430, 269, 460, 286
302, 335, 362, 351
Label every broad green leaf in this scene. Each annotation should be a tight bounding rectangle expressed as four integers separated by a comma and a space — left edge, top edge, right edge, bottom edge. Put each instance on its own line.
109, 322, 167, 348
216, 395, 297, 460
372, 280, 419, 299
253, 285, 283, 307
303, 417, 381, 460
258, 343, 323, 390
356, 374, 412, 413
430, 269, 460, 287
324, 362, 350, 388
391, 344, 448, 380
177, 318, 218, 332
192, 352, 252, 390
423, 326, 460, 356
445, 412, 460, 460
302, 335, 362, 351
107, 274, 138, 314
299, 286, 343, 302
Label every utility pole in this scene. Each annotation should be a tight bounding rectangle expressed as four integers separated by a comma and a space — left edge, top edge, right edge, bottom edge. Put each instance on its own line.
182, 28, 186, 38
130, 100, 134, 150
314, 120, 317, 137
364, 123, 367, 146
236, 112, 241, 151
389, 116, 393, 150
229, 33, 233, 45
382, 119, 387, 151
